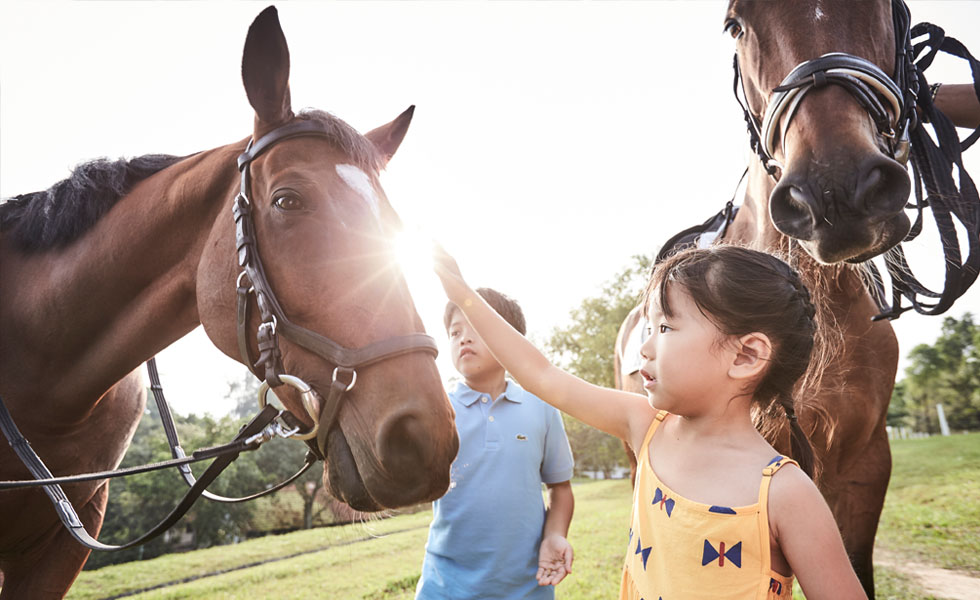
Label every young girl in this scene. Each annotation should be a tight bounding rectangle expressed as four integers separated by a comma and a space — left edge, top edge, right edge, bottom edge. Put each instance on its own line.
433, 244, 867, 600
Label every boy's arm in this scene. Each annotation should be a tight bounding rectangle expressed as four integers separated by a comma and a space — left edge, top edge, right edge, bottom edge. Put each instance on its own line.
933, 83, 980, 129
434, 247, 652, 444
537, 481, 574, 586
769, 467, 867, 600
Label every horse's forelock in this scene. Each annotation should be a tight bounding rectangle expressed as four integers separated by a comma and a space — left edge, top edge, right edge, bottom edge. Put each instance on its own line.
296, 109, 384, 173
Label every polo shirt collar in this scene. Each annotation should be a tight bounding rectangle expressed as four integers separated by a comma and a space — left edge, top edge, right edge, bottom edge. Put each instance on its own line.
454, 380, 525, 406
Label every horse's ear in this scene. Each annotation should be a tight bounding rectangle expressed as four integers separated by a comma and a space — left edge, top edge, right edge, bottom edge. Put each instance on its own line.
365, 105, 415, 166
242, 6, 294, 129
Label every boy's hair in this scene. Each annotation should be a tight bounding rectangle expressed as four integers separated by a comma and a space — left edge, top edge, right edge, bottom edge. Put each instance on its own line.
643, 245, 817, 477
444, 287, 527, 336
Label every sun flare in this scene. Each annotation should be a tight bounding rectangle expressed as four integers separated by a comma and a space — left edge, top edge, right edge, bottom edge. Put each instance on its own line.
393, 226, 438, 284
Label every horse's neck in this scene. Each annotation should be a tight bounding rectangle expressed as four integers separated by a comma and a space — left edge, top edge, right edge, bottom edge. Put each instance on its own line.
724, 166, 783, 252
1, 144, 242, 409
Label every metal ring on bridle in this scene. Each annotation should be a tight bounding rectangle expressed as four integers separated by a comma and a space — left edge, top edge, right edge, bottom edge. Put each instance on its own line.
257, 374, 320, 441
332, 366, 357, 392
236, 270, 254, 291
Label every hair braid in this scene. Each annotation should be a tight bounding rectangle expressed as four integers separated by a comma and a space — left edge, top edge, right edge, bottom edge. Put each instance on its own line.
777, 391, 815, 477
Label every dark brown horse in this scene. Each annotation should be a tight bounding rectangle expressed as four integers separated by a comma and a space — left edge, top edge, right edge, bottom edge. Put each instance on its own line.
0, 7, 458, 598
617, 1, 977, 596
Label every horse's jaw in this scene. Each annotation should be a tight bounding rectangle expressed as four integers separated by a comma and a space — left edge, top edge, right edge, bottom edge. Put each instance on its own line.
321, 422, 455, 512
323, 426, 384, 511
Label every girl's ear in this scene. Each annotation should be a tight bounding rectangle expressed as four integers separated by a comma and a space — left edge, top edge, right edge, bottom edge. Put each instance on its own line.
729, 332, 772, 381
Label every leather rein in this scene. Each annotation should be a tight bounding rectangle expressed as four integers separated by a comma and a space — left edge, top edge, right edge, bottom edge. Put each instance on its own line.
731, 0, 980, 320
0, 119, 439, 551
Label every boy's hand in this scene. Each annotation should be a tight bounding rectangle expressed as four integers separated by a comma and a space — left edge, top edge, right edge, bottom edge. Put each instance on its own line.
536, 534, 573, 586
432, 243, 470, 303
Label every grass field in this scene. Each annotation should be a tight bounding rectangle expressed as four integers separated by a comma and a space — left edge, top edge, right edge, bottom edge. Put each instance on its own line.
57, 432, 978, 599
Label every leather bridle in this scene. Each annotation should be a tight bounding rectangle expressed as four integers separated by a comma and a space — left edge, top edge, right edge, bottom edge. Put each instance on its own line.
232, 119, 439, 458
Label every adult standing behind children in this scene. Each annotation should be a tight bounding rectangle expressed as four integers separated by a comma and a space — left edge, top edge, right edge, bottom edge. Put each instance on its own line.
433, 246, 867, 600
415, 287, 575, 600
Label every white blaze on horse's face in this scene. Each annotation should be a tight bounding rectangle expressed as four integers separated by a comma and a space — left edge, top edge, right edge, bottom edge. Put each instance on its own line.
335, 164, 381, 229
814, 2, 827, 22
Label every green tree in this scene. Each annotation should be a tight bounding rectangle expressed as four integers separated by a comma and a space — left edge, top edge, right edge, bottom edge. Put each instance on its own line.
892, 312, 979, 432
545, 254, 652, 476
887, 379, 909, 428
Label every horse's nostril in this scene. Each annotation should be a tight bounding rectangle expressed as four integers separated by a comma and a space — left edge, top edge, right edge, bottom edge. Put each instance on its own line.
377, 413, 432, 476
770, 180, 818, 240
855, 157, 911, 218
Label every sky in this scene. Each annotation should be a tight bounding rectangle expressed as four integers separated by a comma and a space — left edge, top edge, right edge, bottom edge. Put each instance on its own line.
2, 1, 978, 417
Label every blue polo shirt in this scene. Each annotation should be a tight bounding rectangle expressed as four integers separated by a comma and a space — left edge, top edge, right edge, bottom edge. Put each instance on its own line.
416, 380, 575, 600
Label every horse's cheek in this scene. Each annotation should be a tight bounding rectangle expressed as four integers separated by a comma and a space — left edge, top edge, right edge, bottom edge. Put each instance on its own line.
196, 218, 241, 362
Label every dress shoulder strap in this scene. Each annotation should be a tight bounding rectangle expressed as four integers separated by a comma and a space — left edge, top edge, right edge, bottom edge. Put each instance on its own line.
756, 455, 800, 578
638, 410, 669, 463
758, 455, 800, 505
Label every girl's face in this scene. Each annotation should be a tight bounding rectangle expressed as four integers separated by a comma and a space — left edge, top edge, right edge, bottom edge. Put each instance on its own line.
638, 285, 734, 414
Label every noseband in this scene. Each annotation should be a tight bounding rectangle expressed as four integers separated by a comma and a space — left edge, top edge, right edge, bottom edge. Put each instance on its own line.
734, 0, 917, 178
233, 119, 438, 457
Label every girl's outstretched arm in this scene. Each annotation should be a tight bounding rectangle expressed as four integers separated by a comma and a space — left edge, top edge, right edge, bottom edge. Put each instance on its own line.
769, 467, 868, 600
433, 246, 653, 444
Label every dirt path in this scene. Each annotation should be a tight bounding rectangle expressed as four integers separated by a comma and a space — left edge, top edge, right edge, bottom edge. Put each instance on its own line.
877, 549, 980, 600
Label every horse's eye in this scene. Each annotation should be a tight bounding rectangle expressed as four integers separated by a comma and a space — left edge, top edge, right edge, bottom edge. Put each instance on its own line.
274, 194, 306, 212
724, 19, 743, 40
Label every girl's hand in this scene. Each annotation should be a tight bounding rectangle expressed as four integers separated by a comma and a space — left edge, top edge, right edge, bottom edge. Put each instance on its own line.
432, 242, 471, 303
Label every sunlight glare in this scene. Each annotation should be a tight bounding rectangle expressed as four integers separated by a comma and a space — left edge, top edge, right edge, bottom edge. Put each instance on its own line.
393, 226, 438, 285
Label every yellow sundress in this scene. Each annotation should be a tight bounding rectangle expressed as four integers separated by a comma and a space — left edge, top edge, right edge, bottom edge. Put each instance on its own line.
620, 411, 796, 600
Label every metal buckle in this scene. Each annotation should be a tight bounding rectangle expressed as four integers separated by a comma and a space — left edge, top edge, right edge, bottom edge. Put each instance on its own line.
257, 374, 320, 441
893, 132, 911, 165
244, 418, 302, 446
258, 315, 278, 336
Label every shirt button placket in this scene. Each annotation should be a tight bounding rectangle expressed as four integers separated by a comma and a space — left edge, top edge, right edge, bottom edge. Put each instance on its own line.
485, 396, 500, 450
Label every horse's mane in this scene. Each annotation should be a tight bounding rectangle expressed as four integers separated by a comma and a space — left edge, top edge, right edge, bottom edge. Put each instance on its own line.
0, 110, 383, 254
752, 240, 848, 483
0, 154, 185, 253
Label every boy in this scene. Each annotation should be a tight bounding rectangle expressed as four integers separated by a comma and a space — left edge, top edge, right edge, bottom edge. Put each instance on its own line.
415, 288, 575, 600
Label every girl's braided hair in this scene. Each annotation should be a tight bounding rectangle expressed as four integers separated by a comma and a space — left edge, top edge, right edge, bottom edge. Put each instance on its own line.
644, 245, 817, 477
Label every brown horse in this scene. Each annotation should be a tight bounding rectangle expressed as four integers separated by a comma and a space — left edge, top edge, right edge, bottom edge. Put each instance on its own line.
0, 7, 458, 598
616, 1, 966, 596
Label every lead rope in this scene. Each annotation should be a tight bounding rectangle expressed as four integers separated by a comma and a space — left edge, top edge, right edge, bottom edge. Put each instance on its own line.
0, 392, 280, 551
146, 357, 317, 504
0, 357, 318, 550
